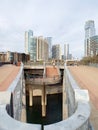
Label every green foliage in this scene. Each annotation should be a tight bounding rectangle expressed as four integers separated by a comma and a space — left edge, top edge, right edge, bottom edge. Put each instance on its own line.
80, 55, 98, 65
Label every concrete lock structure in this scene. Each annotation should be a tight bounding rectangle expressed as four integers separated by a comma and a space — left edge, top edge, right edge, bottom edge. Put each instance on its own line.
28, 84, 47, 117
0, 63, 91, 130
25, 64, 61, 117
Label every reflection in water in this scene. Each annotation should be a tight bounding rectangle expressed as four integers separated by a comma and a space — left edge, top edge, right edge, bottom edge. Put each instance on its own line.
26, 93, 62, 125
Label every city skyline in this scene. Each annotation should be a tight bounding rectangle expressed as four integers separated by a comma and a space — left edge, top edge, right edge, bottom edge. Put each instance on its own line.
0, 0, 98, 59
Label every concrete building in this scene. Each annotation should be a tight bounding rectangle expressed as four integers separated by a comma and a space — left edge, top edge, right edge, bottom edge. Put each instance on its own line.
25, 30, 48, 61
68, 54, 72, 60
6, 51, 14, 62
52, 44, 61, 60
0, 51, 29, 63
37, 36, 48, 61
0, 52, 6, 62
45, 37, 52, 59
84, 20, 96, 57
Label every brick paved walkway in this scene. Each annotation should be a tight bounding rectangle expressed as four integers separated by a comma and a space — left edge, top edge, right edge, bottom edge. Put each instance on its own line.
0, 64, 20, 91
68, 65, 98, 130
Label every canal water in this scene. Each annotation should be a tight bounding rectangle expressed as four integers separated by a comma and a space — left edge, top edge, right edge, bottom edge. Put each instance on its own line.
26, 93, 62, 125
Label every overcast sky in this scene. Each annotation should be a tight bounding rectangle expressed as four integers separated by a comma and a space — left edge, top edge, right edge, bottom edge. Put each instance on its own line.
0, 0, 98, 59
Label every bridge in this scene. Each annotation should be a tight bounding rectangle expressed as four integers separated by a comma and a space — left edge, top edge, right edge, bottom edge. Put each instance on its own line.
0, 63, 96, 130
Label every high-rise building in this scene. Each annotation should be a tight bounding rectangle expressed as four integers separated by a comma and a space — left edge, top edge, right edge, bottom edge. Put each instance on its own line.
64, 44, 72, 60
90, 35, 98, 56
64, 44, 69, 60
84, 20, 96, 56
25, 30, 33, 54
25, 30, 48, 61
37, 36, 48, 61
52, 44, 61, 60
29, 36, 37, 61
45, 37, 52, 59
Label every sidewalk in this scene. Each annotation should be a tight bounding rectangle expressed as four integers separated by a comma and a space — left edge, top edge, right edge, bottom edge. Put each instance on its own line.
68, 65, 98, 130
0, 64, 20, 91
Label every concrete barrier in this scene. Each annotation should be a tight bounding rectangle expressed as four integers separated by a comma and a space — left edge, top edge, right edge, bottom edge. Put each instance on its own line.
44, 64, 91, 130
0, 92, 41, 130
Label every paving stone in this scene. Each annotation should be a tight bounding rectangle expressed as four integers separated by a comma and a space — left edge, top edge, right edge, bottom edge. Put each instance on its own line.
0, 64, 20, 91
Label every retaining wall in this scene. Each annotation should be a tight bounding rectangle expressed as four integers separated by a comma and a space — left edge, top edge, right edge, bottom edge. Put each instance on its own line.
0, 63, 41, 130
44, 64, 91, 130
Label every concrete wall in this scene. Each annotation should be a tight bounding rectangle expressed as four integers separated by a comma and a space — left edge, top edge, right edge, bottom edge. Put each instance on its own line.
7, 63, 26, 120
0, 63, 41, 130
44, 64, 91, 130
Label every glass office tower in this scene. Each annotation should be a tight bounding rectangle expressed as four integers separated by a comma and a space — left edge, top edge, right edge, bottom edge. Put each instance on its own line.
84, 20, 96, 56
64, 44, 69, 60
29, 36, 37, 61
25, 30, 33, 54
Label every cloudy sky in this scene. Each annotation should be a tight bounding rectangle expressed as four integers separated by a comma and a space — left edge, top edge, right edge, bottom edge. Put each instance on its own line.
0, 0, 98, 59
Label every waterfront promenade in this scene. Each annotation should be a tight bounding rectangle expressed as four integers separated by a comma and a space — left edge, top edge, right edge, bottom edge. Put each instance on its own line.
68, 65, 98, 130
0, 64, 20, 91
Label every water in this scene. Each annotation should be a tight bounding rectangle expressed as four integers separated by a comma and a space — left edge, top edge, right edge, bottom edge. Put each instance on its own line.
26, 93, 62, 125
